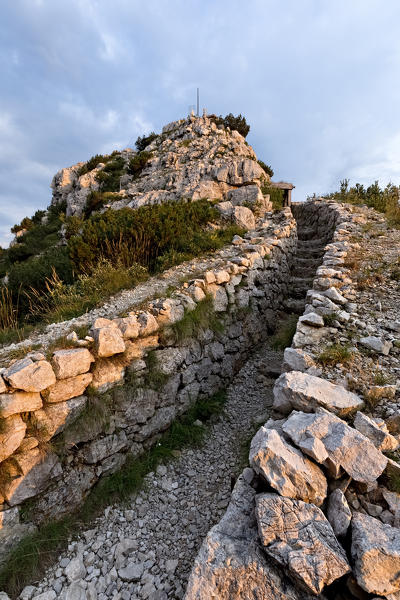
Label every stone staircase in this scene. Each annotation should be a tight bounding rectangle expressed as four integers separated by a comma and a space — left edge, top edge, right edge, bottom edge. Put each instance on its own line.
284, 211, 333, 314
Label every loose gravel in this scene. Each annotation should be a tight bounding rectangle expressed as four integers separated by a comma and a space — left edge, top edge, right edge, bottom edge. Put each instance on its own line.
18, 344, 282, 600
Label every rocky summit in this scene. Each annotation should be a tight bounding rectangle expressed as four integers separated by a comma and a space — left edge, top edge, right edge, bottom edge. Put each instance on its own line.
51, 114, 271, 218
0, 113, 400, 600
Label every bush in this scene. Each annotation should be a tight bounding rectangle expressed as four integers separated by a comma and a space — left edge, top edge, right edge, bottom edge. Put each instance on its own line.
68, 201, 244, 275
135, 132, 158, 152
95, 155, 125, 193
76, 154, 110, 177
211, 113, 250, 138
261, 181, 284, 210
127, 151, 152, 179
326, 180, 400, 227
257, 160, 274, 177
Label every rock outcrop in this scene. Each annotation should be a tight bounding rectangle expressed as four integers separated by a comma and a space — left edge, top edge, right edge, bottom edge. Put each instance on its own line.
51, 115, 272, 218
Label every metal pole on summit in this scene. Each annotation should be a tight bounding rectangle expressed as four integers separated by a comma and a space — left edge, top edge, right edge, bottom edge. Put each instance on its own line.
196, 88, 199, 116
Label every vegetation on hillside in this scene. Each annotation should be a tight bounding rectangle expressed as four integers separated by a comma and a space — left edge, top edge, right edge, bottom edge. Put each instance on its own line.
211, 113, 250, 138
324, 179, 400, 227
0, 199, 244, 343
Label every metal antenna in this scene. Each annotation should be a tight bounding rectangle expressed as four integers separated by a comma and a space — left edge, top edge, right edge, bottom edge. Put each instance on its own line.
196, 88, 199, 117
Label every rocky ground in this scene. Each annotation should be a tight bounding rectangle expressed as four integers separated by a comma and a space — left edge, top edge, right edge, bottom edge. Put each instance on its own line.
10, 345, 282, 600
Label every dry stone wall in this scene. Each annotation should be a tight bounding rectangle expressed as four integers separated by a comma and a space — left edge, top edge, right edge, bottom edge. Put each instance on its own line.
0, 209, 299, 566
185, 199, 400, 600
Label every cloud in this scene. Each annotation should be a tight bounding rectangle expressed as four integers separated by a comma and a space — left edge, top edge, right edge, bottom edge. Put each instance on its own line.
0, 0, 400, 245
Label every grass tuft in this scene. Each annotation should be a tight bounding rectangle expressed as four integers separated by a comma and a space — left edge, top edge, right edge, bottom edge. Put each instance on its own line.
171, 295, 224, 342
317, 343, 353, 366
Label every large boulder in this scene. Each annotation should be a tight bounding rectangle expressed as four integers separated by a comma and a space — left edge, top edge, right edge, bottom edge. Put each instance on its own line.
351, 512, 400, 596
249, 427, 327, 506
256, 493, 350, 594
30, 396, 87, 441
226, 184, 264, 207
359, 336, 392, 355
51, 348, 94, 379
282, 348, 316, 373
282, 409, 388, 483
232, 206, 255, 230
3, 358, 56, 392
185, 471, 315, 600
273, 371, 364, 417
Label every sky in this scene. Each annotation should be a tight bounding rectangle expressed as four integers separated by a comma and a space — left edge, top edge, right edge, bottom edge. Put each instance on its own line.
1, 0, 400, 246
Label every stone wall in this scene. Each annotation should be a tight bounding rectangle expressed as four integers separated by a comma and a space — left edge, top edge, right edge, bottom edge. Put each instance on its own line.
0, 207, 306, 566
185, 200, 400, 599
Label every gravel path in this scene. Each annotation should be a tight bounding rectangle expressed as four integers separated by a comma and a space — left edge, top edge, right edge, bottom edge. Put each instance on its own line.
21, 344, 282, 600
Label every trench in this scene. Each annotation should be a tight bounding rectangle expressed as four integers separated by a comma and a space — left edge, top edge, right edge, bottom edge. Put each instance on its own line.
4, 204, 337, 600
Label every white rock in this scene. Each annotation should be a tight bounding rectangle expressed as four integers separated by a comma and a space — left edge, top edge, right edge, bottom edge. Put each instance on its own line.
351, 512, 400, 596
65, 555, 86, 583
282, 348, 316, 373
298, 312, 324, 328
3, 358, 56, 392
273, 371, 364, 417
249, 426, 327, 506
322, 287, 347, 305
118, 563, 144, 581
256, 493, 350, 594
282, 409, 388, 484
354, 411, 399, 452
93, 327, 126, 358
359, 336, 392, 355
327, 489, 352, 537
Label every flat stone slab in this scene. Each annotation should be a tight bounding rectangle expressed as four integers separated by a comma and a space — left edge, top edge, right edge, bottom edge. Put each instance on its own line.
51, 348, 94, 379
359, 336, 392, 355
282, 408, 388, 484
351, 512, 400, 596
185, 472, 315, 600
273, 371, 364, 417
256, 493, 350, 594
249, 426, 327, 506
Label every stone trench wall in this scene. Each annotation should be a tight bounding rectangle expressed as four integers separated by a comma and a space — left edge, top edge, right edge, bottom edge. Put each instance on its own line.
185, 200, 400, 600
1, 207, 310, 566
0, 200, 346, 567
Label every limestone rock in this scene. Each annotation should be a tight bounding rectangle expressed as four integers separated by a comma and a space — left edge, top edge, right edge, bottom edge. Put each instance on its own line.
232, 206, 255, 229
93, 327, 126, 358
298, 312, 324, 328
0, 391, 42, 418
354, 411, 399, 452
118, 563, 144, 581
0, 414, 27, 462
45, 373, 93, 404
322, 286, 347, 305
327, 489, 352, 537
3, 358, 56, 392
256, 493, 350, 594
351, 512, 400, 596
65, 554, 86, 582
0, 448, 62, 505
207, 284, 229, 312
51, 349, 94, 379
80, 431, 128, 464
273, 371, 364, 417
31, 396, 87, 440
282, 348, 316, 373
282, 409, 388, 483
185, 471, 314, 600
137, 312, 159, 336
115, 315, 140, 339
90, 357, 125, 392
227, 184, 263, 206
249, 426, 327, 506
359, 336, 392, 355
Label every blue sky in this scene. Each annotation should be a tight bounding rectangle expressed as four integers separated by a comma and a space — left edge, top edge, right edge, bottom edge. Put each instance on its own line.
1, 0, 400, 246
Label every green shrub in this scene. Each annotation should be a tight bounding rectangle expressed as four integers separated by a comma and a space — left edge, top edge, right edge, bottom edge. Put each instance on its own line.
95, 155, 125, 193
127, 151, 152, 179
317, 343, 353, 366
68, 200, 243, 274
76, 154, 111, 177
261, 181, 284, 210
135, 132, 158, 152
326, 179, 400, 227
257, 160, 274, 177
171, 295, 224, 342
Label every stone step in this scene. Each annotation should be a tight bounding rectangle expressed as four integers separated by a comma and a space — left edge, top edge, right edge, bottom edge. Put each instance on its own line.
296, 248, 325, 259
292, 266, 318, 277
290, 276, 315, 286
297, 238, 327, 249
289, 286, 312, 299
297, 228, 319, 241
